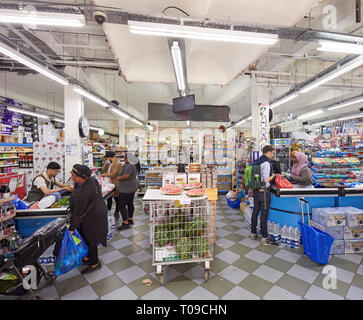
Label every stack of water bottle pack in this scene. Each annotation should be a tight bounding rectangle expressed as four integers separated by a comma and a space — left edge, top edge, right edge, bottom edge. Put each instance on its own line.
311, 206, 363, 254
244, 204, 301, 248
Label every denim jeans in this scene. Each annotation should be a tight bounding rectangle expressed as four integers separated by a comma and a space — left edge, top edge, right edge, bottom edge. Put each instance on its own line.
251, 189, 271, 238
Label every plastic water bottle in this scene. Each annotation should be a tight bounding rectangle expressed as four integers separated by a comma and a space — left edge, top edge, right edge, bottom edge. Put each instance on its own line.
293, 227, 301, 248
267, 221, 273, 237
273, 223, 280, 243
281, 225, 288, 244
249, 197, 254, 208
288, 226, 294, 248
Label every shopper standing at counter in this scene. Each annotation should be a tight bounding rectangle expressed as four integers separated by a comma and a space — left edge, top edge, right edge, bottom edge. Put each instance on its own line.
102, 151, 122, 220
69, 164, 108, 274
250, 145, 277, 246
283, 152, 313, 185
117, 154, 138, 231
26, 162, 73, 202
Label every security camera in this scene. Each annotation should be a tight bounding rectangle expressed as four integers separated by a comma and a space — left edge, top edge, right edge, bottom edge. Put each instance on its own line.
93, 11, 108, 25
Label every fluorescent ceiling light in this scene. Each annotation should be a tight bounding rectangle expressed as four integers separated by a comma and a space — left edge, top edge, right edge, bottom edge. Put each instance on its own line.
298, 108, 324, 120
247, 116, 252, 120
338, 114, 363, 121
110, 108, 131, 120
73, 87, 109, 108
89, 126, 102, 131
171, 41, 185, 91
129, 21, 278, 45
52, 117, 65, 123
313, 119, 337, 126
0, 9, 85, 27
131, 118, 143, 126
299, 56, 363, 94
146, 125, 154, 131
318, 41, 363, 55
0, 41, 68, 85
327, 96, 363, 111
186, 120, 190, 126
270, 93, 298, 109
235, 119, 247, 126
7, 106, 49, 119
98, 129, 104, 136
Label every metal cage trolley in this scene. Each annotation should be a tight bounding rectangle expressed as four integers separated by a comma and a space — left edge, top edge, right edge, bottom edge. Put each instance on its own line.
151, 198, 213, 285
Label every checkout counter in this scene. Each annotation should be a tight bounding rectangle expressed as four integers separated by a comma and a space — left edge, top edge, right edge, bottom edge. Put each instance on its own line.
269, 184, 363, 228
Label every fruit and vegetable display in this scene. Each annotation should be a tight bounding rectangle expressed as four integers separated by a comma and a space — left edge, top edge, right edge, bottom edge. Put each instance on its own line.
193, 236, 209, 258
160, 185, 183, 195
181, 183, 202, 190
175, 237, 193, 260
185, 188, 207, 197
51, 196, 70, 208
185, 217, 206, 237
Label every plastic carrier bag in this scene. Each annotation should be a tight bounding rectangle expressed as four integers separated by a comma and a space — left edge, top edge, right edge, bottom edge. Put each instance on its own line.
54, 229, 82, 276
12, 195, 29, 210
275, 174, 293, 189
72, 229, 89, 259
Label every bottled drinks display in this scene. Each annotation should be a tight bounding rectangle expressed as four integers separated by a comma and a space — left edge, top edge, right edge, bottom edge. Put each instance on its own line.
0, 201, 16, 241
19, 155, 33, 168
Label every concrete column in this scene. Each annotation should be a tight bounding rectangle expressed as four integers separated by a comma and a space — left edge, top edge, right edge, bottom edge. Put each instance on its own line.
119, 119, 125, 145
251, 76, 270, 158
64, 84, 84, 182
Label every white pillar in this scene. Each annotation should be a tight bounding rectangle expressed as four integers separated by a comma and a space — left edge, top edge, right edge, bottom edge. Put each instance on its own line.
64, 84, 84, 182
119, 119, 125, 145
251, 76, 270, 159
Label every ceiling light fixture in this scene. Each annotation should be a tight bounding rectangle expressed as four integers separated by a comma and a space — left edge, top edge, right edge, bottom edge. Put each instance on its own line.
170, 41, 185, 91
186, 120, 190, 126
312, 119, 337, 126
0, 41, 69, 85
297, 109, 324, 120
327, 96, 363, 111
235, 119, 247, 126
128, 21, 279, 45
73, 87, 109, 108
338, 113, 363, 121
317, 41, 363, 55
110, 108, 131, 120
98, 129, 105, 136
52, 117, 65, 123
0, 9, 85, 27
270, 93, 298, 109
146, 124, 154, 131
89, 126, 101, 131
299, 55, 363, 94
7, 106, 49, 119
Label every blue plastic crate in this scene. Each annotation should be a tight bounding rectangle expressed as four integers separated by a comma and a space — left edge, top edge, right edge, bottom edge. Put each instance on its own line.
227, 198, 241, 209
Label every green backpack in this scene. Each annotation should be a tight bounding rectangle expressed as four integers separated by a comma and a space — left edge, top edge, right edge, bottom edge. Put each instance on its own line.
244, 164, 264, 189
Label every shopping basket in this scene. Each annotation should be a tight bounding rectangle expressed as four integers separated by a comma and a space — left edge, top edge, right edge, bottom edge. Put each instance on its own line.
298, 198, 334, 265
227, 198, 241, 208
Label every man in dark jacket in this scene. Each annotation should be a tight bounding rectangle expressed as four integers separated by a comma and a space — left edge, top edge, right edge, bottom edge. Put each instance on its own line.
249, 145, 277, 246
69, 164, 108, 274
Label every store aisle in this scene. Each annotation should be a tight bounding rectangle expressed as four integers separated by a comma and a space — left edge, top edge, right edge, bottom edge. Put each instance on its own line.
31, 198, 363, 300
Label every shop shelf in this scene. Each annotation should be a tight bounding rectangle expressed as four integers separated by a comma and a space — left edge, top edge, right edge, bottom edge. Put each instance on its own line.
0, 143, 33, 147
0, 213, 16, 223
0, 164, 19, 167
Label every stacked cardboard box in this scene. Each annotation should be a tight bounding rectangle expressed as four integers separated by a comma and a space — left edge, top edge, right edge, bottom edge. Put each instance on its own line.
200, 164, 217, 188
311, 206, 363, 254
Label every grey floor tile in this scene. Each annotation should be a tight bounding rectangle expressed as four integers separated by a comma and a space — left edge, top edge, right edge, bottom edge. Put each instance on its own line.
334, 254, 362, 265
234, 228, 251, 237
218, 265, 249, 284
119, 228, 140, 238
118, 244, 143, 256
99, 250, 125, 264
184, 265, 212, 285
216, 238, 235, 249
128, 250, 152, 264
107, 257, 135, 274
253, 265, 284, 284
351, 274, 363, 289
357, 265, 363, 276
228, 243, 252, 256
55, 274, 88, 297
231, 221, 247, 228
244, 249, 271, 264
229, 214, 242, 220
329, 256, 359, 273
313, 273, 350, 297
232, 256, 260, 274
164, 275, 199, 298
221, 286, 260, 300
216, 229, 231, 237
215, 249, 240, 264
263, 285, 301, 300
116, 265, 147, 284
239, 274, 273, 298
200, 274, 235, 298
111, 238, 133, 249
264, 256, 294, 273
304, 285, 344, 300
61, 285, 98, 300
83, 265, 114, 285
36, 285, 59, 300
216, 221, 227, 228
101, 286, 138, 300
136, 239, 151, 249
90, 275, 125, 297
334, 266, 355, 284
346, 285, 363, 300
276, 274, 311, 297
181, 286, 219, 300
239, 238, 260, 249
274, 249, 302, 263
54, 268, 81, 283
287, 265, 319, 284
224, 233, 244, 243
141, 286, 178, 300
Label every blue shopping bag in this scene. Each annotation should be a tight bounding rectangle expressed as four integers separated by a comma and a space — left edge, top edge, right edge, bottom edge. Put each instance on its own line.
54, 229, 82, 276
72, 229, 89, 259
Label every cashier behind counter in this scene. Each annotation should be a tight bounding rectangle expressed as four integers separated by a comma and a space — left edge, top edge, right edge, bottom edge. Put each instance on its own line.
281, 152, 313, 185
26, 162, 74, 202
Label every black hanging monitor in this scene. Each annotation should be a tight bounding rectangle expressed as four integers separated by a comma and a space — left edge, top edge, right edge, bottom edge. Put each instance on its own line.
173, 94, 195, 113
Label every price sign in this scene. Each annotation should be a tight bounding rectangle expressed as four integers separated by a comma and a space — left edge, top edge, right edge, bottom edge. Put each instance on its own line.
180, 198, 191, 205
206, 188, 218, 201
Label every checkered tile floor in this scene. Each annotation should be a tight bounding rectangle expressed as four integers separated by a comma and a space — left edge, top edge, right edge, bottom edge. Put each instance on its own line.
11, 198, 363, 300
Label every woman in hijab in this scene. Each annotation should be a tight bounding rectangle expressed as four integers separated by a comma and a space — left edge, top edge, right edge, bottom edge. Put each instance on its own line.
284, 152, 313, 185
69, 164, 108, 274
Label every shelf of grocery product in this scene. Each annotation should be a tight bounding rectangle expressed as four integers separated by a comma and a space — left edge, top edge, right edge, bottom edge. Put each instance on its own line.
0, 157, 19, 159
0, 143, 33, 147
0, 213, 16, 223
0, 164, 18, 168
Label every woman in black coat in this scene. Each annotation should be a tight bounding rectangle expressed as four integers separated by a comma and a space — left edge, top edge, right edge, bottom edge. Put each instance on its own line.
69, 164, 108, 274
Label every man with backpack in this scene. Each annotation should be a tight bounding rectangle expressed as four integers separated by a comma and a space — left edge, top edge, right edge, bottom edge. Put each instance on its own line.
245, 145, 277, 246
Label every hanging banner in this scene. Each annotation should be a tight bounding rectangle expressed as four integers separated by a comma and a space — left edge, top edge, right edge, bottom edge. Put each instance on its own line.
259, 103, 270, 153
281, 119, 300, 133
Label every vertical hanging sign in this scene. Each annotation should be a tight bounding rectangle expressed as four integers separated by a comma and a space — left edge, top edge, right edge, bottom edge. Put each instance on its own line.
259, 103, 270, 153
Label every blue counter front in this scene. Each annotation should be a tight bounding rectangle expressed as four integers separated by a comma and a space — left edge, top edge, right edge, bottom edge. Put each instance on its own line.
268, 186, 363, 229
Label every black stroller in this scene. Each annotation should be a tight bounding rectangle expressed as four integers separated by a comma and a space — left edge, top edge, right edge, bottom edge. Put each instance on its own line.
0, 217, 67, 300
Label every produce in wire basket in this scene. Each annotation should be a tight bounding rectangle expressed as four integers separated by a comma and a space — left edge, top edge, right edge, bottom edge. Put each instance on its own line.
193, 236, 209, 258
176, 237, 193, 260
185, 217, 206, 237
